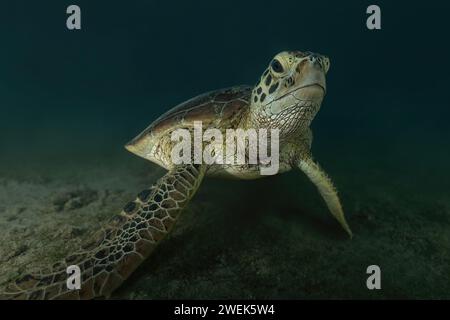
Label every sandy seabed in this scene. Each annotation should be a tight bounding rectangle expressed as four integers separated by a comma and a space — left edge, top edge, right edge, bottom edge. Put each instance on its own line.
1, 147, 450, 299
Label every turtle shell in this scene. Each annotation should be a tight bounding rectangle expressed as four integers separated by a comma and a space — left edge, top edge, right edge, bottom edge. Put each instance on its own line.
148, 85, 251, 135
125, 85, 252, 161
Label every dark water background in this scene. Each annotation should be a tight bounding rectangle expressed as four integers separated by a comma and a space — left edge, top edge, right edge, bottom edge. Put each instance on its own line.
1, 0, 450, 298
1, 1, 449, 159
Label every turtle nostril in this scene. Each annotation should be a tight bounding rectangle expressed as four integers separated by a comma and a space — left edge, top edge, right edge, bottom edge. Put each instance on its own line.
321, 56, 330, 73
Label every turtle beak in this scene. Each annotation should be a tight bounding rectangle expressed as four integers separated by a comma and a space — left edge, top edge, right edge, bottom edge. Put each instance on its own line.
293, 53, 329, 96
296, 61, 327, 94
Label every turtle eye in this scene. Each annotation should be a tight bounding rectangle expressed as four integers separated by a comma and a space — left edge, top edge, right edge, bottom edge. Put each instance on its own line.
271, 59, 284, 73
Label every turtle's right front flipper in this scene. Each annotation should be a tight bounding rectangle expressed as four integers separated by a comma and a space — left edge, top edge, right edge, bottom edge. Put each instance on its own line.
1, 164, 206, 300
296, 157, 352, 238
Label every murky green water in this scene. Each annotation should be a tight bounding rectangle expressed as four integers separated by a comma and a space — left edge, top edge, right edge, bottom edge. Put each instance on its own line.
1, 1, 449, 299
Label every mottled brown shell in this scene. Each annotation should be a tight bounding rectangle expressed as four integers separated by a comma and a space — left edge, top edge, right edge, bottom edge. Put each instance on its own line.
125, 86, 253, 162
129, 85, 252, 143
148, 85, 252, 135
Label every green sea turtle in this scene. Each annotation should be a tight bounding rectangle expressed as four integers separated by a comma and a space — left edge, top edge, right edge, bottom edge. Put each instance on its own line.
2, 50, 351, 300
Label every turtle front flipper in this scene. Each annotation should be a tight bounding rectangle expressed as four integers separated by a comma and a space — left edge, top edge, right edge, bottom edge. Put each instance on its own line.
1, 164, 207, 300
296, 158, 352, 238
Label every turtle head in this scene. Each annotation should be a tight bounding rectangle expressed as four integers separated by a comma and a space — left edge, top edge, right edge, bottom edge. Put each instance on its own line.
250, 51, 330, 134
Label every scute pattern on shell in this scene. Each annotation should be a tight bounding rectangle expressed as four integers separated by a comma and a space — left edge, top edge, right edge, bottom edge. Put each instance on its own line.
145, 86, 252, 136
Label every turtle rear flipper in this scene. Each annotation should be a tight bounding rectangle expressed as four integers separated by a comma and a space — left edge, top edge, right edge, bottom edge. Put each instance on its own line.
1, 164, 206, 300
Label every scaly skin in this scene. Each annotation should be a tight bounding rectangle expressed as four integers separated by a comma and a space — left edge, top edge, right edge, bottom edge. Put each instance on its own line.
1, 51, 351, 300
1, 164, 206, 299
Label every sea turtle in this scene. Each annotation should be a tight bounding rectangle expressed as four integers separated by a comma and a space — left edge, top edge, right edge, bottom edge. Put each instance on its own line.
2, 50, 351, 300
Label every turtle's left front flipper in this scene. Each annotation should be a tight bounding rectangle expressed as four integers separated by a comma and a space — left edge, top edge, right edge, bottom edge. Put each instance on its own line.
1, 164, 207, 300
297, 157, 352, 238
